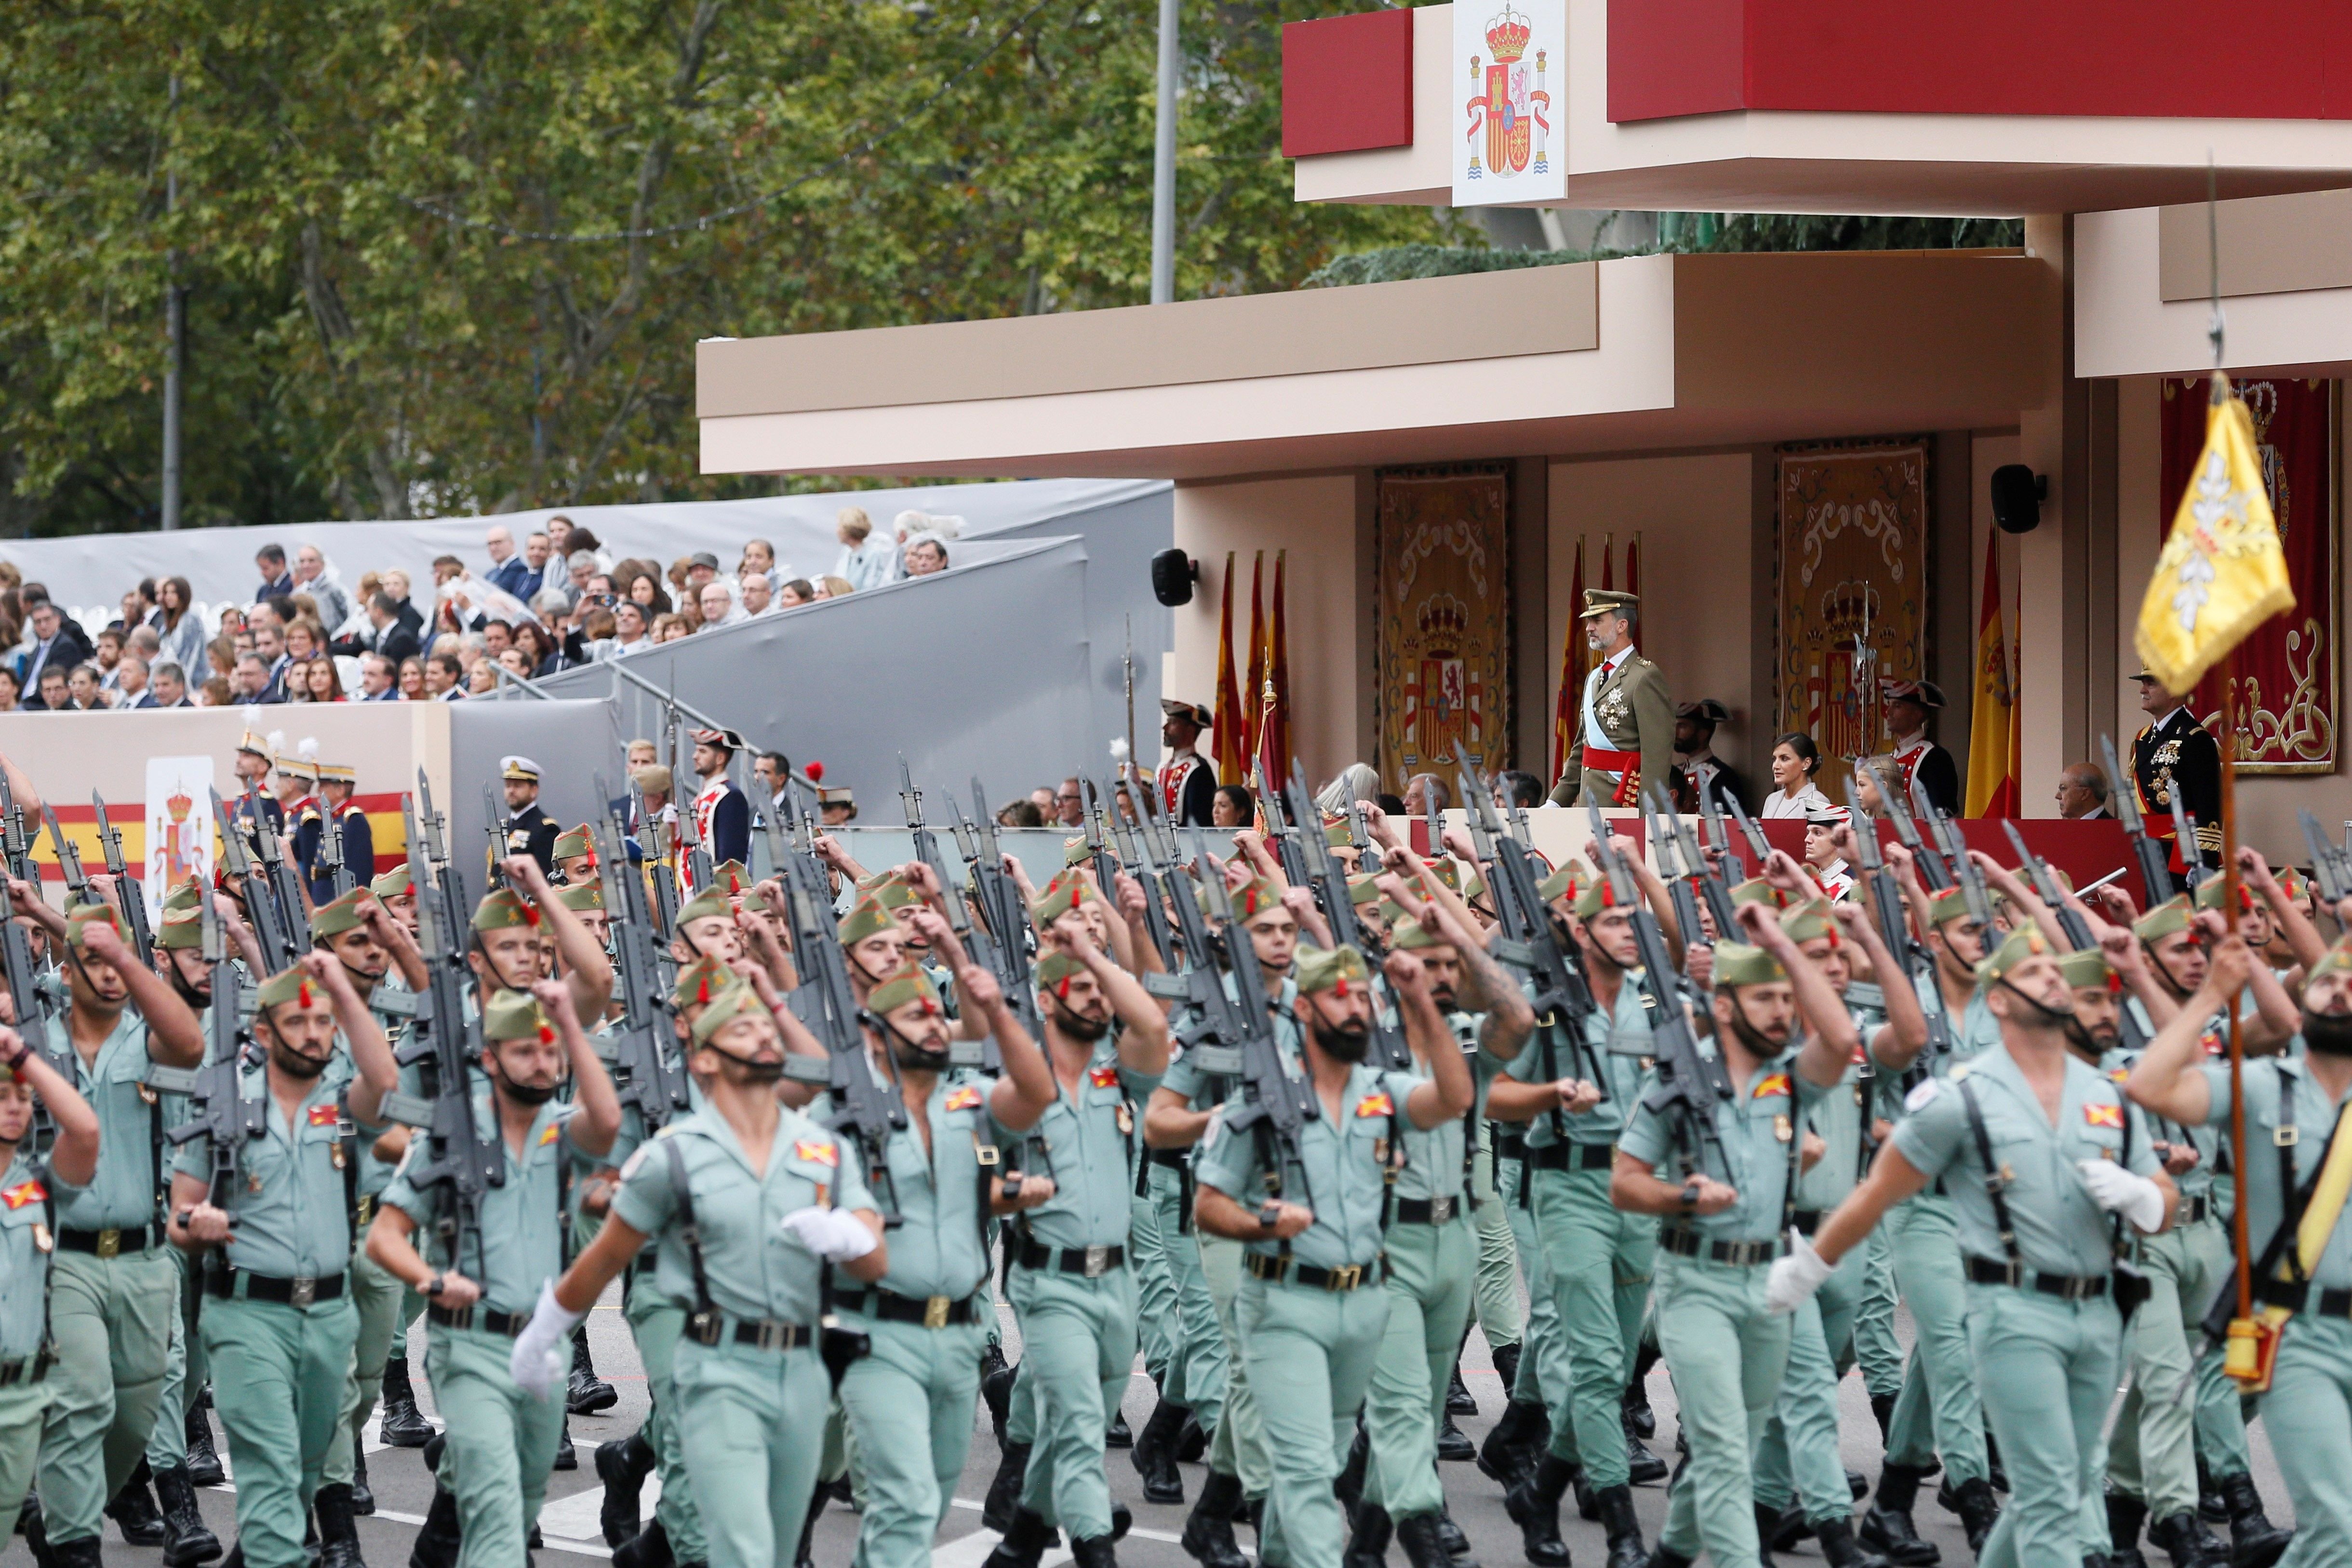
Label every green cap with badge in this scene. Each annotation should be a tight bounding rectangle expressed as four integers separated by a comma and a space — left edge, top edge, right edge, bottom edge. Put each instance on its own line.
555, 882, 604, 913
839, 898, 894, 946
2134, 894, 2192, 945
483, 988, 556, 1043
688, 982, 768, 1045
371, 864, 414, 902
1389, 916, 1445, 951
1779, 899, 1838, 946
1711, 942, 1787, 989
868, 962, 942, 1018
2056, 949, 2114, 990
674, 888, 732, 928
1977, 923, 2053, 984
1296, 943, 1370, 997
471, 888, 539, 932
311, 888, 370, 940
157, 907, 204, 951
65, 903, 119, 949
254, 965, 320, 1012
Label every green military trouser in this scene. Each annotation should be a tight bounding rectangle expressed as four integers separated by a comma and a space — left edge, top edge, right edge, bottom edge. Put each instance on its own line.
324, 1245, 406, 1488
146, 1248, 202, 1469
1470, 1137, 1523, 1356
1202, 1236, 1272, 1499
1132, 1188, 1176, 1385
1851, 1228, 1904, 1400
203, 1289, 358, 1568
426, 1324, 566, 1567
1237, 1273, 1391, 1568
1149, 1162, 1227, 1435
40, 1246, 176, 1543
671, 1336, 831, 1568
1752, 1243, 1866, 1524
2251, 1312, 2352, 1563
1502, 1156, 1569, 1425
1529, 1163, 1655, 1482
0, 1380, 53, 1525
1964, 1283, 2120, 1568
2106, 1214, 2229, 1519
1654, 1254, 1790, 1565
625, 1281, 710, 1563
837, 1310, 986, 1568
1365, 1214, 1474, 1521
1883, 1195, 1990, 1484
1007, 1260, 1137, 1541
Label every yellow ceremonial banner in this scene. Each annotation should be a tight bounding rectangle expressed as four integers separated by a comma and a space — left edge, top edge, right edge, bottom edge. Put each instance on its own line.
2136, 374, 2297, 694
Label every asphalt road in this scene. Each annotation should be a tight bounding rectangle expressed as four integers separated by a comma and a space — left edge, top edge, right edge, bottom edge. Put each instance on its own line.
2, 1291, 2293, 1568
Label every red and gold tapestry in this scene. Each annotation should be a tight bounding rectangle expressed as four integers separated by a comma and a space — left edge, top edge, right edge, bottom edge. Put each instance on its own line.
1774, 442, 1932, 772
2158, 377, 2338, 772
1376, 465, 1512, 788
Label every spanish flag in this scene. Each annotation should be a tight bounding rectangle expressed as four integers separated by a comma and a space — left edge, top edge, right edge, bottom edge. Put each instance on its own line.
1964, 530, 2018, 818
1212, 555, 1246, 784
2136, 372, 2296, 695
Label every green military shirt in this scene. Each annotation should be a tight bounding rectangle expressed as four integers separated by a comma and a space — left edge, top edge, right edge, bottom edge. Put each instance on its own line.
1872, 980, 1994, 1122
1194, 1063, 1424, 1272
1794, 1039, 1876, 1211
381, 1091, 578, 1315
996, 1041, 1159, 1251
1619, 1050, 1819, 1244
2120, 999, 2220, 1198
2197, 1056, 2352, 1290
827, 1061, 995, 1301
1891, 1045, 2161, 1278
612, 1106, 876, 1327
0, 1151, 67, 1360
171, 1064, 357, 1279
1510, 974, 1653, 1149
58, 1008, 173, 1234
1392, 1011, 1502, 1204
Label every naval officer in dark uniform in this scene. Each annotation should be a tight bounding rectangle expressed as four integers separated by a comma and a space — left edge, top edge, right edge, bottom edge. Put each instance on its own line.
2131, 668, 2221, 879
502, 756, 561, 876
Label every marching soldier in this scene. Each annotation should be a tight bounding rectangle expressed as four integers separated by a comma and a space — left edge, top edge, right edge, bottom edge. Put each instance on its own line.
368, 982, 620, 1567
167, 952, 401, 1568
514, 977, 891, 1568
1550, 589, 1673, 809
499, 757, 561, 876
36, 901, 205, 1568
1778, 926, 2176, 1568
1880, 681, 1959, 818
2131, 671, 2221, 877
553, 824, 598, 887
1191, 942, 1475, 1568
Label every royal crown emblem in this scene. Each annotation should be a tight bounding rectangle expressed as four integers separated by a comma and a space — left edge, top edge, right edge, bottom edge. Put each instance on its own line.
1464, 5, 1551, 181
1484, 5, 1531, 62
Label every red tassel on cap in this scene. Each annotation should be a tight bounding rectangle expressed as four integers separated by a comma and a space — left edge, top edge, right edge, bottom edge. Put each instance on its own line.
696, 974, 712, 1004
298, 981, 313, 1009
1334, 976, 1350, 998
538, 1023, 556, 1045
806, 761, 824, 782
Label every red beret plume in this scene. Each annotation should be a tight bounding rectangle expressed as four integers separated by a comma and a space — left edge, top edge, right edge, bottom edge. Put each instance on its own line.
806, 760, 824, 783
298, 980, 313, 1009
538, 1023, 556, 1045
696, 974, 712, 1005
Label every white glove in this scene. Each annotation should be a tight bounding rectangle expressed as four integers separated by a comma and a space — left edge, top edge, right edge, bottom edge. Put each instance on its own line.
2078, 1159, 2166, 1233
780, 1206, 879, 1263
1764, 1229, 1835, 1316
508, 1281, 586, 1400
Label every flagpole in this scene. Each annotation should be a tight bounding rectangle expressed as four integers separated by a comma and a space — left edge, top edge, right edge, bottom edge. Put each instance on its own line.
2223, 650, 2252, 1329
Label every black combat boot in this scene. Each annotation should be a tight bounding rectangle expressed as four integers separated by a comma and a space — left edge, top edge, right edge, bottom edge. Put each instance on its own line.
1477, 1399, 1551, 1491
1336, 1423, 1370, 1522
1623, 1409, 1667, 1487
1870, 1393, 1897, 1450
315, 1482, 366, 1568
1816, 1516, 1890, 1568
352, 1449, 374, 1516
984, 1508, 1060, 1568
568, 1325, 618, 1415
615, 1519, 675, 1568
554, 1414, 576, 1470
1180, 1471, 1249, 1568
2196, 1456, 2227, 1524
154, 1464, 224, 1567
1647, 1547, 1693, 1568
1347, 1504, 1394, 1568
1503, 1453, 1578, 1568
1859, 1463, 1941, 1568
983, 1443, 1031, 1534
1623, 1339, 1661, 1441
185, 1401, 227, 1487
378, 1356, 433, 1448
1596, 1484, 1649, 1568
107, 1458, 166, 1545
981, 1343, 1016, 1446
1950, 1477, 1999, 1557
793, 1483, 824, 1568
1177, 1410, 1207, 1463
1433, 1501, 1473, 1563
1107, 1409, 1133, 1448
48, 1538, 102, 1568
2108, 1493, 2152, 1568
1069, 1535, 1119, 1568
1437, 1411, 1477, 1462
1985, 1434, 2009, 1494
2218, 1472, 2291, 1568
406, 1486, 464, 1568
1756, 1502, 1783, 1566
1492, 1342, 1523, 1405
1399, 1511, 1466, 1568
1131, 1400, 1190, 1505
598, 1428, 660, 1546
1764, 1497, 1810, 1553
2148, 1512, 2222, 1568
1447, 1362, 1479, 1416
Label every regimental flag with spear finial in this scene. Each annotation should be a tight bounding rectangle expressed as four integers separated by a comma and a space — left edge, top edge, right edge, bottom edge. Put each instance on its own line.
1550, 536, 1587, 783
1212, 553, 1246, 784
2135, 372, 2296, 695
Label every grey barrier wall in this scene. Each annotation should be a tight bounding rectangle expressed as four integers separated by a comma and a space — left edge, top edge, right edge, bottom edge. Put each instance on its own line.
447, 699, 633, 876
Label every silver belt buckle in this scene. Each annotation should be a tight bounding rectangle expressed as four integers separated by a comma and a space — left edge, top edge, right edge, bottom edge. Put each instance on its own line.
1082, 1245, 1110, 1278
1428, 1196, 1455, 1224
290, 1276, 317, 1309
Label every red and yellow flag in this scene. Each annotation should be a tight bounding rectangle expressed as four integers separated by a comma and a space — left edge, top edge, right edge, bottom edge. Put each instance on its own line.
1551, 536, 1587, 782
1212, 554, 1245, 783
1264, 550, 1292, 779
1964, 530, 2018, 817
1243, 552, 1268, 771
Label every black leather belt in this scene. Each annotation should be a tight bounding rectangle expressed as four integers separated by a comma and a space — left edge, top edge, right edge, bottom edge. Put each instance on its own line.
1495, 1133, 1527, 1161
1965, 1256, 2109, 1300
57, 1225, 159, 1258
836, 1288, 981, 1328
1791, 1209, 1823, 1235
1660, 1227, 1783, 1267
1016, 1239, 1125, 1278
2254, 1278, 2352, 1316
1527, 1142, 1615, 1172
730, 1319, 814, 1351
1148, 1149, 1189, 1170
205, 1268, 348, 1307
1394, 1195, 1466, 1225
0, 1355, 51, 1387
428, 1304, 531, 1336
1246, 1252, 1384, 1291
2178, 1194, 2211, 1226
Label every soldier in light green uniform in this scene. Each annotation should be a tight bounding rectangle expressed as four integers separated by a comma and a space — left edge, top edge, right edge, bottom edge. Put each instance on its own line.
0, 1020, 102, 1546
167, 953, 400, 1568
519, 978, 890, 1568
1355, 905, 1532, 1568
835, 927, 1055, 1568
369, 982, 619, 1568
2127, 932, 2352, 1568
1193, 942, 1476, 1568
984, 886, 1172, 1568
37, 900, 206, 1568
1779, 925, 2177, 1568
1612, 921, 1850, 1568
361, 864, 436, 1453
1750, 895, 1924, 1568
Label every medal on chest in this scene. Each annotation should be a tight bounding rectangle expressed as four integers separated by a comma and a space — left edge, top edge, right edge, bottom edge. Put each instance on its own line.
1773, 1115, 1793, 1143
1115, 1103, 1134, 1136
31, 1223, 51, 1254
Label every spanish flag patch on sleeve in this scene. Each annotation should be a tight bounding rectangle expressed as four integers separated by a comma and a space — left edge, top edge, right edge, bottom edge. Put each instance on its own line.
2084, 1102, 2125, 1130
539, 1123, 562, 1146
1355, 1090, 1395, 1119
1089, 1065, 1122, 1090
1751, 1073, 1792, 1101
307, 1104, 341, 1127
794, 1140, 841, 1168
1, 1180, 45, 1209
944, 1086, 985, 1112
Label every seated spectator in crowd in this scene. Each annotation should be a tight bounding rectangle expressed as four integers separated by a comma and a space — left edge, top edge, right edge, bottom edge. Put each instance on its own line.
904, 535, 949, 577
291, 545, 352, 633
379, 570, 424, 636
334, 591, 423, 664
250, 619, 291, 701
155, 575, 205, 672
302, 656, 345, 703
547, 514, 575, 558
563, 550, 598, 605
283, 617, 325, 670
397, 657, 427, 700
777, 578, 816, 609
113, 656, 149, 709
0, 667, 25, 714
233, 654, 270, 703
254, 543, 294, 601
683, 553, 721, 599
611, 602, 652, 656
118, 582, 157, 635
198, 676, 232, 707
30, 667, 68, 711
997, 798, 1045, 828
205, 636, 237, 688
696, 580, 740, 629
651, 612, 688, 644
217, 604, 247, 639
127, 624, 161, 667
64, 664, 106, 711
511, 622, 555, 677
483, 525, 544, 603
739, 540, 780, 592
1212, 784, 1253, 827
92, 628, 125, 694
832, 507, 898, 592
145, 661, 192, 709
738, 573, 773, 618
424, 652, 465, 699
355, 651, 398, 702
18, 596, 93, 694
1028, 785, 1057, 821
465, 661, 497, 696
814, 575, 855, 601
622, 569, 669, 616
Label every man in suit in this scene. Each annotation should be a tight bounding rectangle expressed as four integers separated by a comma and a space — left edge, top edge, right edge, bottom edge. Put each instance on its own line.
332, 593, 422, 665
2055, 763, 2112, 821
18, 599, 92, 697
1550, 588, 1673, 807
2132, 669, 2220, 877
501, 756, 561, 875
251, 620, 293, 703
356, 651, 401, 701
254, 543, 295, 601
138, 662, 194, 709
1154, 699, 1219, 825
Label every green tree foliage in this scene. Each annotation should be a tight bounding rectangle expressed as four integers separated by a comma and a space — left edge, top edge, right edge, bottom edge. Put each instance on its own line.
0, 0, 1454, 534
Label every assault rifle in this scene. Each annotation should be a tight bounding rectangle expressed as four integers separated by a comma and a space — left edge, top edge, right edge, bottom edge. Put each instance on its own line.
2106, 734, 2177, 908
948, 780, 1041, 1055
2300, 810, 2352, 906
0, 845, 66, 1147
1923, 793, 1996, 933
1877, 766, 1952, 891
594, 799, 689, 1134
166, 897, 267, 1212
890, 763, 999, 1073
1279, 762, 1407, 1072
673, 719, 714, 893
1641, 787, 1706, 958
1106, 779, 1175, 970
1652, 783, 1741, 941
1585, 804, 1728, 1173
212, 789, 295, 974
2171, 788, 2206, 894
416, 773, 466, 917
1256, 758, 1315, 893
318, 799, 353, 899
42, 807, 88, 910
2003, 820, 2149, 1053
1120, 778, 1257, 1100
1721, 790, 1776, 882
1080, 778, 1124, 917
0, 774, 33, 884
1699, 789, 1746, 884
632, 780, 678, 943
240, 787, 310, 940
91, 792, 153, 970
1849, 811, 1913, 980
481, 785, 509, 892
1458, 767, 1603, 1102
